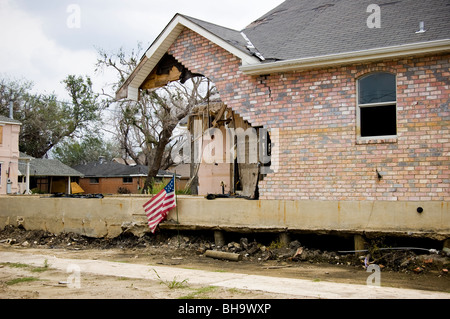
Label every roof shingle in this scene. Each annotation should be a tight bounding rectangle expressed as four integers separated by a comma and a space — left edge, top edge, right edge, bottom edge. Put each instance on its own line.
185, 0, 450, 62
72, 161, 175, 178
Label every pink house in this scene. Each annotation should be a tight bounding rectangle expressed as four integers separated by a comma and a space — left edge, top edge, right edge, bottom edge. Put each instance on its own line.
0, 115, 21, 194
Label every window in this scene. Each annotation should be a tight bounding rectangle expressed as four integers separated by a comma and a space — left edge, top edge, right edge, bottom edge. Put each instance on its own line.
122, 177, 132, 184
90, 177, 99, 184
357, 72, 397, 138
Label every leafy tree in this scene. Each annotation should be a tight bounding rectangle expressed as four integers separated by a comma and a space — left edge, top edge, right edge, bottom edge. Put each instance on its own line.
0, 75, 103, 158
52, 133, 121, 167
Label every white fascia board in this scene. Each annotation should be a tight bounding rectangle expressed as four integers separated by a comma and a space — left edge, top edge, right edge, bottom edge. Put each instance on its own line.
176, 17, 259, 66
145, 15, 258, 66
0, 120, 22, 126
126, 15, 259, 100
127, 86, 139, 101
240, 39, 450, 75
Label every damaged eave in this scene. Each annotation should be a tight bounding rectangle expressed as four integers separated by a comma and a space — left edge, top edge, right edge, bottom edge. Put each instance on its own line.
115, 55, 150, 100
116, 13, 260, 101
240, 39, 450, 75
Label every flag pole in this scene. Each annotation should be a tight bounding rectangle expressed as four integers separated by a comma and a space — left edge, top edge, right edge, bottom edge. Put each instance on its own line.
174, 170, 180, 247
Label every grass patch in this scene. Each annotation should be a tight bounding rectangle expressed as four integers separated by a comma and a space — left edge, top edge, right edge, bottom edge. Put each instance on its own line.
227, 288, 244, 294
179, 286, 218, 299
6, 277, 40, 286
268, 239, 284, 249
2, 260, 50, 273
152, 269, 189, 289
31, 259, 50, 273
2, 262, 29, 269
117, 277, 132, 281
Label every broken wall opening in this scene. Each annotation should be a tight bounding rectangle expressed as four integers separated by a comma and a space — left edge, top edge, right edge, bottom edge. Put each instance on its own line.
187, 98, 269, 199
134, 53, 272, 199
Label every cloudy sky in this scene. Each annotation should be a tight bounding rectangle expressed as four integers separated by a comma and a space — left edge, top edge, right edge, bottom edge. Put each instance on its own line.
0, 0, 284, 100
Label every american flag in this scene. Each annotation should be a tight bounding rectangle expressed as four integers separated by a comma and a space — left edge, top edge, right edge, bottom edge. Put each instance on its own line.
143, 176, 176, 233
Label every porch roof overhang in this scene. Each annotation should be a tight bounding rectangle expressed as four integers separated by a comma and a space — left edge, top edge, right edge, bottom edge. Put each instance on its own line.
116, 14, 259, 101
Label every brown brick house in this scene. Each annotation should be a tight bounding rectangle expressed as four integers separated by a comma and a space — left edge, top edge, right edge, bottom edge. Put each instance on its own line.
117, 0, 449, 202
73, 160, 176, 194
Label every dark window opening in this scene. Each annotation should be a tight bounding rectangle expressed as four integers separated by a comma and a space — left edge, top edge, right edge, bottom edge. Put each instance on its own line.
90, 177, 99, 184
123, 177, 133, 184
360, 104, 397, 137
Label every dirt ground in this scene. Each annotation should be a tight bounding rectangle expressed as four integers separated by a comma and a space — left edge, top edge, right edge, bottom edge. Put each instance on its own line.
0, 226, 449, 299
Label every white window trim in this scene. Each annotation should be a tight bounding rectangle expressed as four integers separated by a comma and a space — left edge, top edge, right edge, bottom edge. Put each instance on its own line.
356, 73, 398, 143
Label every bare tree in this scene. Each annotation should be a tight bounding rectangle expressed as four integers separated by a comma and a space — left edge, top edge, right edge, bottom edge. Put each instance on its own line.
96, 45, 216, 192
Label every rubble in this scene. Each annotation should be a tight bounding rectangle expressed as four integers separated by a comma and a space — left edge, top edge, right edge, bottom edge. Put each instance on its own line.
0, 225, 448, 275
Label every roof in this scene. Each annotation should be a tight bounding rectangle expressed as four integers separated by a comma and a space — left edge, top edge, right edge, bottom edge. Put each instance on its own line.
72, 161, 177, 178
116, 14, 260, 100
242, 0, 450, 61
18, 156, 84, 177
0, 115, 21, 125
118, 0, 450, 98
180, 15, 250, 57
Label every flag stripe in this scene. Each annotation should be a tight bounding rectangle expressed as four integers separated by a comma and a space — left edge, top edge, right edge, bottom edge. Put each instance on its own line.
143, 177, 176, 233
143, 190, 165, 211
145, 193, 175, 217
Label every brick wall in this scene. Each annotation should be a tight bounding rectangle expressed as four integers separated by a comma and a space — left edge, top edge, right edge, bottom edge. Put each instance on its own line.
78, 177, 143, 194
169, 28, 450, 201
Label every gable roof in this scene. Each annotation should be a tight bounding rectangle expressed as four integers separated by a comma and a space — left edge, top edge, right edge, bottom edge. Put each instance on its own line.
242, 0, 450, 61
72, 161, 175, 178
117, 13, 260, 100
240, 0, 450, 74
181, 15, 250, 57
18, 155, 84, 177
118, 0, 450, 98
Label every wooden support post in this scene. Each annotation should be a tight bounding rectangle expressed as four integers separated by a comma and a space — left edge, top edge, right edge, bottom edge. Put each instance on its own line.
214, 230, 225, 247
279, 232, 290, 247
443, 239, 450, 250
354, 234, 366, 255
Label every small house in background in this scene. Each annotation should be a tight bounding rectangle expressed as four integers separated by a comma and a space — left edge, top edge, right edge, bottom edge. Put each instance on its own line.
17, 152, 84, 194
73, 159, 178, 194
0, 115, 21, 194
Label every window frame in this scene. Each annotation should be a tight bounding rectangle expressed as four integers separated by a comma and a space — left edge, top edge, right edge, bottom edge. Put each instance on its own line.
122, 176, 133, 184
356, 72, 398, 142
89, 177, 100, 184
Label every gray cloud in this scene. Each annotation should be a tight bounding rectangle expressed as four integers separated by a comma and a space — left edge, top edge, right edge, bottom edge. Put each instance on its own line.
2, 0, 284, 99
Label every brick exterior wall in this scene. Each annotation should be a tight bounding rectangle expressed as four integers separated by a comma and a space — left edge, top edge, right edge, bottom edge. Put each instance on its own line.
78, 177, 143, 194
168, 28, 450, 201
78, 177, 187, 194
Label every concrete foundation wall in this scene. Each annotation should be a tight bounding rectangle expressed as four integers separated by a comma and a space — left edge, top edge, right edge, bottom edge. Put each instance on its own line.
0, 195, 448, 240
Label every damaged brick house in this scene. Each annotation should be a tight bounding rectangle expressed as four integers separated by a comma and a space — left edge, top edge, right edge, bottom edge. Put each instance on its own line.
118, 0, 449, 203
115, 0, 449, 242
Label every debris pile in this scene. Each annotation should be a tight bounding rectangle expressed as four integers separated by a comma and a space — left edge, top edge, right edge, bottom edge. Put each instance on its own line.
1, 225, 448, 275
